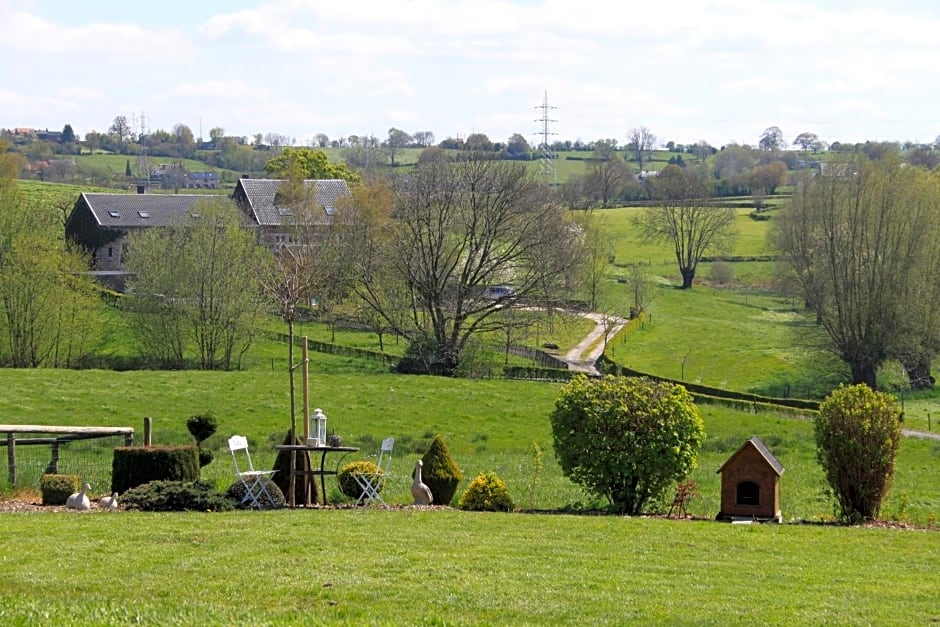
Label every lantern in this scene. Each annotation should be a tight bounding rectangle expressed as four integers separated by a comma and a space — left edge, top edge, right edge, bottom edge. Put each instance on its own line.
308, 408, 327, 447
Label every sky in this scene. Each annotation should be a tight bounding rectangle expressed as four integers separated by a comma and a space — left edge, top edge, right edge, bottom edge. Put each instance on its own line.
2, 0, 940, 149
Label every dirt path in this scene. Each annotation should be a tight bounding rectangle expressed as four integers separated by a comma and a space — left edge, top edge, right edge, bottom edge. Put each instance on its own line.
561, 312, 628, 375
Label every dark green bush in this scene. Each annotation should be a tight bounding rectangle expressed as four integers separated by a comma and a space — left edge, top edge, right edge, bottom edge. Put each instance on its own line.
111, 446, 199, 493
815, 384, 902, 522
459, 472, 514, 512
225, 476, 285, 510
188, 413, 219, 468
338, 460, 383, 500
40, 474, 79, 506
420, 435, 463, 506
122, 480, 235, 512
550, 375, 705, 515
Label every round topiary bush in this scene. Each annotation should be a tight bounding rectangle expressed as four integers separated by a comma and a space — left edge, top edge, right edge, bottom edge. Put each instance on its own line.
338, 460, 383, 500
225, 476, 285, 510
459, 471, 514, 512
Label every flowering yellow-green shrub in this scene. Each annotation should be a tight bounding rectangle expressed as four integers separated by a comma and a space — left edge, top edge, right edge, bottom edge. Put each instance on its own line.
459, 471, 514, 512
550, 375, 705, 514
815, 384, 902, 522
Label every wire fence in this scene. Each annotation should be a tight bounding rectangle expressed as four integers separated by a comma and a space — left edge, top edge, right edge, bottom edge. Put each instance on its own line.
2, 427, 134, 493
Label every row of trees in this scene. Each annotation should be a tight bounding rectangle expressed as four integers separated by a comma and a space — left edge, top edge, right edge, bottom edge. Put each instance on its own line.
773, 156, 940, 390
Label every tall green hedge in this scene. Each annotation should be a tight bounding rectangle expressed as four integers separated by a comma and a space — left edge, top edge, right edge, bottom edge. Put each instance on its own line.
111, 446, 199, 493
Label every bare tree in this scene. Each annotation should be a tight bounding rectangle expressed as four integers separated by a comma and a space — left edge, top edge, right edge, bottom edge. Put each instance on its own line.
635, 164, 736, 289
109, 115, 132, 144
627, 127, 657, 172
341, 156, 582, 375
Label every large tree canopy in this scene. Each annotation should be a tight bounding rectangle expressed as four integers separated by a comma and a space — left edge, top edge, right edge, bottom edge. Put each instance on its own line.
340, 154, 583, 375
772, 156, 940, 388
264, 147, 362, 183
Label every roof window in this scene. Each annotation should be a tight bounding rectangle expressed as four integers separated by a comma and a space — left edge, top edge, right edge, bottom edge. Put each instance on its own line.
108, 211, 120, 218
138, 211, 150, 218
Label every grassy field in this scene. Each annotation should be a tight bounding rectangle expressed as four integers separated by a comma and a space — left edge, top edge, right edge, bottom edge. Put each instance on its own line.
1, 509, 937, 625
74, 153, 230, 178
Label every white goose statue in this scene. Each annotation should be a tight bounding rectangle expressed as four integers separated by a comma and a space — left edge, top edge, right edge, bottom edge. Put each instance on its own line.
99, 492, 119, 510
66, 483, 91, 511
412, 460, 433, 506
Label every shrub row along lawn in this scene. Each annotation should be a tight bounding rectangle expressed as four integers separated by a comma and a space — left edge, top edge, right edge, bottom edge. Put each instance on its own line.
1, 510, 937, 625
1, 367, 938, 524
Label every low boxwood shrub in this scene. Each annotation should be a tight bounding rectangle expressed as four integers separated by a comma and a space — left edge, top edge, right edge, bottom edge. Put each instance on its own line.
122, 480, 235, 512
338, 460, 383, 500
459, 472, 514, 512
40, 474, 80, 506
225, 476, 285, 510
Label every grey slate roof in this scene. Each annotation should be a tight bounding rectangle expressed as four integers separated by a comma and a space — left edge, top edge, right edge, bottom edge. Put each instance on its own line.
79, 193, 208, 228
717, 436, 785, 476
234, 178, 351, 227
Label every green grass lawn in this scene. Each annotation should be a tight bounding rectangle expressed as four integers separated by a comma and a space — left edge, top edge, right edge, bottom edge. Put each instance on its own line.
1, 509, 937, 625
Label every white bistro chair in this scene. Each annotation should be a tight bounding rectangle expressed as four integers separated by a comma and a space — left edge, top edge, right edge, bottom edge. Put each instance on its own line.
355, 437, 394, 506
228, 435, 278, 509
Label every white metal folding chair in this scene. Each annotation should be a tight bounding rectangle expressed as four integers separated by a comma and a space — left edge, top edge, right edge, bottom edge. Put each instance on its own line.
228, 435, 278, 509
354, 437, 394, 506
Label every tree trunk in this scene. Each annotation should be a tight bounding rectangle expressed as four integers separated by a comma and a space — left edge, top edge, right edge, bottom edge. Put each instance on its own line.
901, 357, 935, 391
850, 362, 879, 390
679, 267, 695, 289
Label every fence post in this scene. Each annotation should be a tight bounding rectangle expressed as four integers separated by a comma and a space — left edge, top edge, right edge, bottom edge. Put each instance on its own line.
6, 433, 15, 489
144, 417, 152, 447
45, 441, 59, 474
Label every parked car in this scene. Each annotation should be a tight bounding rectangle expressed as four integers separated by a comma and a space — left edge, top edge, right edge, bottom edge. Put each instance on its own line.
481, 285, 517, 301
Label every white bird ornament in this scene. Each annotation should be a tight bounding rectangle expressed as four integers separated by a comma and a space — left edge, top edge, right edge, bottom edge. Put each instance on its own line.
412, 460, 433, 506
99, 492, 119, 510
66, 483, 91, 510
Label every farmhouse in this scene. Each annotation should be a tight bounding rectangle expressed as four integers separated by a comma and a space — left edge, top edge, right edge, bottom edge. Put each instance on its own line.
64, 177, 352, 290
231, 177, 351, 248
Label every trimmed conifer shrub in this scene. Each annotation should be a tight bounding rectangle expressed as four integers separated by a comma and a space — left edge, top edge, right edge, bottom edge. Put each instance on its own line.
420, 435, 463, 506
111, 446, 199, 494
40, 474, 80, 505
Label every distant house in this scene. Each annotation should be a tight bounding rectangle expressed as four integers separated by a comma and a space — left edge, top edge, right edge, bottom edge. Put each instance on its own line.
65, 191, 207, 291
231, 177, 352, 248
65, 177, 352, 290
189, 171, 219, 189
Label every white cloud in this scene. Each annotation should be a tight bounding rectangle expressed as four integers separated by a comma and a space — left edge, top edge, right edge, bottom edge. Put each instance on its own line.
1, 9, 194, 61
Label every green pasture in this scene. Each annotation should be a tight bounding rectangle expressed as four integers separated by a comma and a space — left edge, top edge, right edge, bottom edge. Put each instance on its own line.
596, 206, 776, 268
74, 153, 230, 178
605, 284, 840, 399
1, 508, 936, 625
